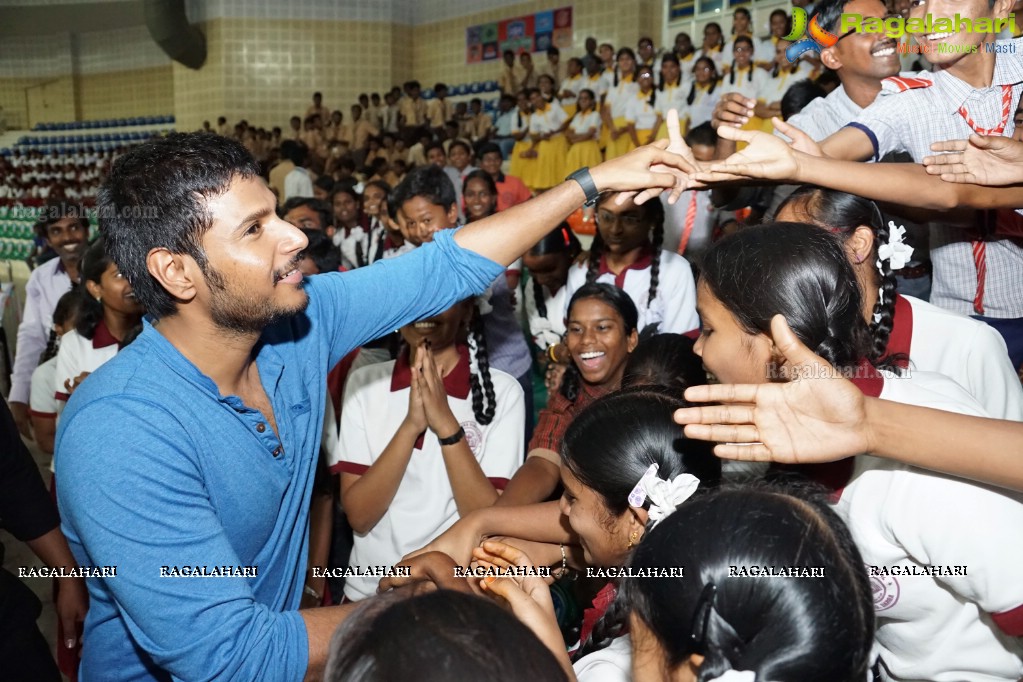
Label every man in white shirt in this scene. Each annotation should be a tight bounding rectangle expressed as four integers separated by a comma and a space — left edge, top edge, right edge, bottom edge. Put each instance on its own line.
9, 202, 88, 437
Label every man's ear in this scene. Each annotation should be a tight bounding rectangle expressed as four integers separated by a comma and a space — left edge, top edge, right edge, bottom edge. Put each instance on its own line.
146, 248, 199, 305
820, 44, 843, 71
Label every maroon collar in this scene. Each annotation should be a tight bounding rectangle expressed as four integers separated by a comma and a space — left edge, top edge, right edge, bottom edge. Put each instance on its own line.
781, 359, 883, 493
598, 246, 654, 289
882, 294, 913, 369
390, 344, 471, 400
92, 318, 122, 350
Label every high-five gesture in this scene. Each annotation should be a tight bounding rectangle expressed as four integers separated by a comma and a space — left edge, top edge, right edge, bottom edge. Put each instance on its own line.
923, 135, 1023, 186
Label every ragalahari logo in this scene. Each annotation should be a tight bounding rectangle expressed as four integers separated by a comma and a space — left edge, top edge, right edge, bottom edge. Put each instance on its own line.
784, 7, 840, 62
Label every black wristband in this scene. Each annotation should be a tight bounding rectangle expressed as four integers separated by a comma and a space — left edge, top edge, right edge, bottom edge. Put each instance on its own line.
566, 167, 601, 207
437, 426, 466, 446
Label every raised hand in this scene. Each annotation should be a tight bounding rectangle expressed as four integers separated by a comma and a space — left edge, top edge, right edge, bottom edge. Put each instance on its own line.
415, 343, 460, 437
694, 124, 800, 183
771, 117, 822, 156
711, 93, 756, 129
923, 135, 1023, 186
673, 315, 871, 463
476, 540, 570, 675
616, 109, 706, 207
404, 347, 428, 434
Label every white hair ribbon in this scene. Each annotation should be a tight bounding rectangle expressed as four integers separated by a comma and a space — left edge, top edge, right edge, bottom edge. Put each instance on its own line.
475, 286, 494, 317
626, 463, 700, 527
709, 672, 756, 682
873, 221, 913, 323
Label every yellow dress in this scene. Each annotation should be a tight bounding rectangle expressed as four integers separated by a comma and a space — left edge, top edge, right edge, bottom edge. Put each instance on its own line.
564, 109, 604, 172
508, 110, 537, 189
604, 75, 638, 160
529, 102, 570, 190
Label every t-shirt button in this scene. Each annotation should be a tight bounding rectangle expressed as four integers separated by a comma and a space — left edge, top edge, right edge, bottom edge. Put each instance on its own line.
256, 422, 266, 433
272, 446, 282, 457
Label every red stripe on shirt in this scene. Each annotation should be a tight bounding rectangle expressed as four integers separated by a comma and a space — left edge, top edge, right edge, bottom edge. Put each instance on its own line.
335, 462, 370, 476
488, 477, 510, 490
55, 391, 70, 402
28, 409, 57, 419
993, 603, 1023, 636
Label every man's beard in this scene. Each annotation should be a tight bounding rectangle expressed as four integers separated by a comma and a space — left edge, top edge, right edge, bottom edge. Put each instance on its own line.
204, 264, 308, 335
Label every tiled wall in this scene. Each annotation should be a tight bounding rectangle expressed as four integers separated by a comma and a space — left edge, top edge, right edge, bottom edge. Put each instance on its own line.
2, 0, 673, 131
0, 25, 172, 128
411, 0, 664, 90
173, 17, 409, 132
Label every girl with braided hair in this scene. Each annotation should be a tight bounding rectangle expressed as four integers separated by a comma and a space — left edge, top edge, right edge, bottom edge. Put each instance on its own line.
332, 298, 524, 602
695, 222, 1023, 681
565, 192, 698, 336
776, 187, 1023, 420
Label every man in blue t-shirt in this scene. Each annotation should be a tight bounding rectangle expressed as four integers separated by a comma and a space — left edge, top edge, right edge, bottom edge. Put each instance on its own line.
54, 131, 690, 681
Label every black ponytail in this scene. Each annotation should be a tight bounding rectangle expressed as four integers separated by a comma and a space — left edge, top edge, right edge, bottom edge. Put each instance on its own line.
778, 187, 902, 371
646, 204, 665, 329
585, 229, 604, 285
76, 236, 115, 340
620, 481, 874, 682
528, 223, 581, 324
40, 329, 59, 365
39, 289, 84, 364
700, 222, 873, 375
687, 81, 697, 106
562, 389, 721, 658
468, 305, 497, 425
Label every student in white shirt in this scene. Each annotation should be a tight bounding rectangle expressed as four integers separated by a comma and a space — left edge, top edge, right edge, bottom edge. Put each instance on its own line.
654, 53, 688, 140
522, 224, 581, 353
696, 222, 1023, 682
720, 6, 755, 73
683, 57, 722, 133
624, 66, 663, 149
54, 237, 143, 408
755, 39, 815, 129
465, 390, 722, 682
564, 89, 604, 173
558, 57, 586, 117
526, 88, 568, 191
777, 187, 1023, 421
29, 290, 82, 457
756, 9, 792, 69
333, 299, 524, 602
622, 483, 875, 681
602, 48, 640, 160
566, 192, 699, 335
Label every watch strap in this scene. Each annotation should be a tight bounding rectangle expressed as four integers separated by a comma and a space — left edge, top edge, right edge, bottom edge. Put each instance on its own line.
566, 167, 601, 207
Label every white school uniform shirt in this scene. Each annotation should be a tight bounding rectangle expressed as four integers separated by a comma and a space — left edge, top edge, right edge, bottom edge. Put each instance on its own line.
568, 110, 602, 137
565, 249, 699, 335
510, 108, 531, 138
624, 90, 661, 131
528, 100, 568, 136
332, 350, 524, 601
835, 370, 1023, 682
31, 355, 61, 471
524, 282, 568, 351
847, 44, 1023, 317
755, 36, 780, 65
585, 72, 608, 101
889, 294, 1023, 420
54, 321, 121, 406
573, 635, 631, 682
605, 77, 639, 119
559, 73, 585, 108
756, 62, 814, 105
657, 82, 688, 119
721, 65, 767, 101
686, 83, 723, 130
